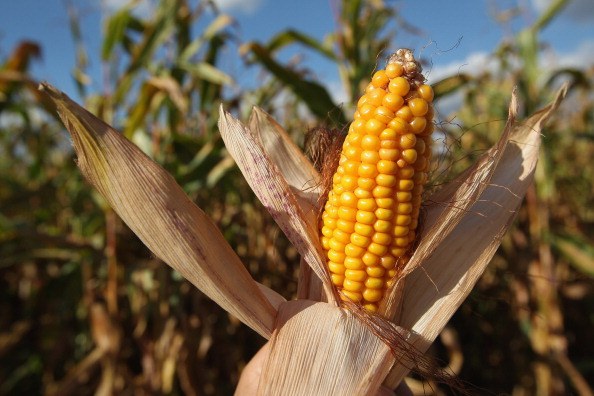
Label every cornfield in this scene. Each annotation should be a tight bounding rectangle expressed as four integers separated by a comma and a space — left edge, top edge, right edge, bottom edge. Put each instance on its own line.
1, 1, 592, 394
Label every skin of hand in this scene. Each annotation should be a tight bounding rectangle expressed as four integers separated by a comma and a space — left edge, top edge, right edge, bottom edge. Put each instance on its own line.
235, 342, 412, 396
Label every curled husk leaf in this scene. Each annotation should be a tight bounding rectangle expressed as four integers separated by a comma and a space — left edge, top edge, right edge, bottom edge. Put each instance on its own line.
39, 83, 278, 338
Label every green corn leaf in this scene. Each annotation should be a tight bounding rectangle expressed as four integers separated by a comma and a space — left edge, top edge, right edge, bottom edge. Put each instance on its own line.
244, 43, 346, 126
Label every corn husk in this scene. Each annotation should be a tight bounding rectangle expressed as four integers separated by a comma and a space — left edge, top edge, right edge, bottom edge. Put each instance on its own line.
42, 80, 565, 394
218, 107, 337, 304
39, 83, 277, 339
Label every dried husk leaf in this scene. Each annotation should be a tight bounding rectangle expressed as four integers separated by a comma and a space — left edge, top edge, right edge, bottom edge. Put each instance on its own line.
40, 83, 276, 338
378, 93, 520, 320
257, 301, 398, 395
218, 107, 337, 305
383, 88, 566, 387
248, 107, 321, 219
246, 107, 326, 302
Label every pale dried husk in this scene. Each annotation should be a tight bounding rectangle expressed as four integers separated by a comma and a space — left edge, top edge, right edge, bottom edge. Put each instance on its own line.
40, 83, 277, 338
218, 106, 337, 305
256, 301, 398, 395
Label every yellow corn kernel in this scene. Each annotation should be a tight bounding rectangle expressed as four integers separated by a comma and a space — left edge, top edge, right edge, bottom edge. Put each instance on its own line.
376, 198, 394, 209
340, 192, 357, 207
338, 206, 357, 221
401, 149, 418, 164
372, 232, 392, 245
344, 256, 365, 270
359, 104, 375, 120
366, 88, 385, 106
393, 226, 409, 237
362, 288, 384, 302
365, 277, 385, 289
379, 128, 398, 141
395, 214, 411, 226
358, 163, 378, 178
388, 76, 410, 96
344, 243, 364, 258
373, 219, 391, 233
356, 210, 376, 225
336, 219, 355, 232
333, 229, 351, 245
376, 174, 396, 187
321, 49, 433, 311
378, 148, 400, 161
372, 186, 392, 198
362, 252, 380, 266
366, 266, 385, 277
382, 92, 404, 112
361, 135, 381, 150
396, 106, 413, 122
375, 208, 394, 221
399, 133, 417, 149
365, 119, 385, 135
377, 159, 399, 174
398, 179, 414, 191
371, 70, 389, 88
375, 106, 395, 125
387, 117, 408, 134
380, 255, 396, 269
357, 177, 375, 190
343, 278, 364, 292
357, 198, 377, 211
418, 84, 434, 101
331, 274, 345, 286
385, 62, 403, 78
328, 239, 346, 252
409, 98, 429, 117
345, 269, 367, 282
351, 233, 370, 248
328, 250, 346, 264
342, 290, 363, 302
354, 222, 374, 237
354, 187, 372, 199
329, 261, 346, 274
399, 166, 415, 179
368, 242, 388, 256
409, 117, 427, 134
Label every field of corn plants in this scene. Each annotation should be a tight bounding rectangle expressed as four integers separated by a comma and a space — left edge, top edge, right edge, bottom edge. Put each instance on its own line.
1, 0, 593, 394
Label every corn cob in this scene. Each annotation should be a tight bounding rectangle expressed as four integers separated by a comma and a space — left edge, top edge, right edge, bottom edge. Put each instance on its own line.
321, 49, 434, 312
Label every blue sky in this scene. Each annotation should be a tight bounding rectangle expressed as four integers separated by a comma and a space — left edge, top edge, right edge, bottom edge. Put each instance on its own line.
1, 0, 593, 107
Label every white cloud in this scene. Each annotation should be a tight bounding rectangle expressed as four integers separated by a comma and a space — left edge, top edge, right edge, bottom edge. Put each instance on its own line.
546, 39, 594, 69
211, 0, 264, 14
101, 0, 154, 18
531, 0, 594, 23
422, 38, 594, 116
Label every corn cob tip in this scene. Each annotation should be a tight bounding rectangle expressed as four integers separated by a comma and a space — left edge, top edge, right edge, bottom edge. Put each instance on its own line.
387, 49, 424, 86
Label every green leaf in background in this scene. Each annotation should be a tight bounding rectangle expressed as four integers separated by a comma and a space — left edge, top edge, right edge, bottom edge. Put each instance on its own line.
243, 42, 345, 126
432, 74, 470, 100
266, 29, 337, 61
177, 61, 233, 86
552, 234, 594, 278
